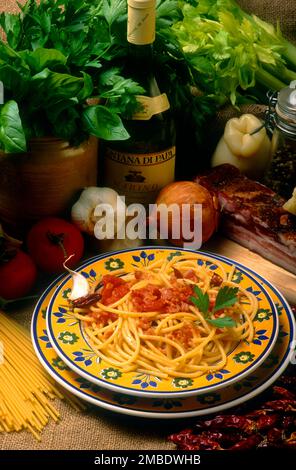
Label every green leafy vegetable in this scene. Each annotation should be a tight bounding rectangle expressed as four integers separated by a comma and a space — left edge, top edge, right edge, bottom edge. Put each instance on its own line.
169, 0, 296, 105
213, 286, 239, 312
0, 0, 144, 150
82, 105, 129, 141
23, 48, 68, 73
190, 284, 238, 328
98, 68, 145, 117
189, 285, 209, 315
207, 316, 237, 328
0, 100, 26, 153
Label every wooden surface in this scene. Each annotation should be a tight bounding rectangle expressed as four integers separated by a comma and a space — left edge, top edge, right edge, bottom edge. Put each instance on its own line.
204, 235, 296, 305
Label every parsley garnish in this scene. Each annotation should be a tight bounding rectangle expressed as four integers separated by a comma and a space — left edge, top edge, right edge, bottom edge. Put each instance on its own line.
190, 285, 238, 328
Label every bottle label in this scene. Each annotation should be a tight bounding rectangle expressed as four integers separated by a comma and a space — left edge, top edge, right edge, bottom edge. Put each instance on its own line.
132, 93, 170, 120
128, 0, 156, 45
104, 146, 176, 205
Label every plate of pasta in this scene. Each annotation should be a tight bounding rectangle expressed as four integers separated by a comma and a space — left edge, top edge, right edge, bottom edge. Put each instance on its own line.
46, 247, 279, 398
32, 261, 295, 418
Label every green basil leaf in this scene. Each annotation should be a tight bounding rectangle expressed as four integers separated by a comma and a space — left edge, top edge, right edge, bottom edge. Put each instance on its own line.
0, 100, 26, 153
46, 98, 79, 123
24, 48, 67, 73
0, 64, 29, 98
77, 72, 94, 101
31, 68, 84, 102
82, 105, 129, 141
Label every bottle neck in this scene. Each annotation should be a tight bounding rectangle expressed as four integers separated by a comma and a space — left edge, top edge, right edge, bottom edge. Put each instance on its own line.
127, 43, 154, 67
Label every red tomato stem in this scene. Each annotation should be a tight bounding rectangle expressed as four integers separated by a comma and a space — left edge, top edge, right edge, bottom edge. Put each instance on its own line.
46, 231, 68, 259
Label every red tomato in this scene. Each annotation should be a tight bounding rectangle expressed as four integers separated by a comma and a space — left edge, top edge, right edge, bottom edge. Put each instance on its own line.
27, 218, 84, 273
101, 275, 130, 306
0, 250, 37, 300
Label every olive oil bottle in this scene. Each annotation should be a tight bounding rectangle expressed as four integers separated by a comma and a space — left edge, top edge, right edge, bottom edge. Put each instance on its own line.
103, 0, 176, 206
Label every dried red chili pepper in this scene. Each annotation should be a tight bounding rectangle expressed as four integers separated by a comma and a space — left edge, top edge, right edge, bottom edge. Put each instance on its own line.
199, 430, 246, 448
272, 386, 295, 400
228, 434, 263, 450
263, 399, 296, 412
256, 414, 278, 431
195, 415, 254, 432
282, 415, 296, 429
168, 429, 222, 450
70, 292, 101, 308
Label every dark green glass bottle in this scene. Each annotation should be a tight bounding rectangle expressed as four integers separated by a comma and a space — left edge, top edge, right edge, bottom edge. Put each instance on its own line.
103, 0, 176, 206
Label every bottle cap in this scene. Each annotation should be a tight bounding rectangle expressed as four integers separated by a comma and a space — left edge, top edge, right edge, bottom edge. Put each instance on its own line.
128, 0, 155, 8
128, 0, 156, 45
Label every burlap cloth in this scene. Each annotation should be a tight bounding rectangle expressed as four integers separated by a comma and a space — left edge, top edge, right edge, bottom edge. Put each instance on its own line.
0, 0, 295, 451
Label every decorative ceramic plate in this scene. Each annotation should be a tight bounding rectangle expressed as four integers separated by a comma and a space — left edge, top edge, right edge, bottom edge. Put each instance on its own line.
32, 258, 295, 419
46, 248, 279, 398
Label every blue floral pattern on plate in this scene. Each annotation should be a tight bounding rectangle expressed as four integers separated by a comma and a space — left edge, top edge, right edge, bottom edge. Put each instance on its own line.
206, 369, 231, 382
132, 373, 161, 389
72, 348, 101, 367
252, 329, 269, 346
131, 250, 155, 268
39, 329, 52, 349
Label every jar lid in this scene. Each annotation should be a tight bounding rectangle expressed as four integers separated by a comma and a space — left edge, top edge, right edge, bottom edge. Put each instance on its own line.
276, 80, 296, 124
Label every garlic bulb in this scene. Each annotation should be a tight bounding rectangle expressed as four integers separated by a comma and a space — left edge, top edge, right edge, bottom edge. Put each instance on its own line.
71, 186, 143, 251
63, 255, 90, 300
71, 187, 126, 236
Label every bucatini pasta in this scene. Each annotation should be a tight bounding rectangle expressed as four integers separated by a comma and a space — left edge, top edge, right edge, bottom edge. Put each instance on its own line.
0, 312, 84, 440
73, 255, 258, 379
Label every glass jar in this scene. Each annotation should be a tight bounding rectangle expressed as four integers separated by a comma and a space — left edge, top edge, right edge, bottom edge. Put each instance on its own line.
264, 81, 296, 199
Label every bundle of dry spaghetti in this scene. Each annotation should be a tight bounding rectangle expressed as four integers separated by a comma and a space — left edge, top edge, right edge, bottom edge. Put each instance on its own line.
0, 311, 85, 440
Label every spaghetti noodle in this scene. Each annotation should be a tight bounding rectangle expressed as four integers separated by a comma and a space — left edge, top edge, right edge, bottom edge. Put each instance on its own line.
0, 312, 85, 440
74, 255, 258, 379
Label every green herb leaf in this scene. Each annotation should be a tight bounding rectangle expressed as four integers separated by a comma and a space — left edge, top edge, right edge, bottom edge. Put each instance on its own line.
98, 68, 145, 117
0, 100, 27, 153
207, 316, 237, 328
100, 0, 126, 27
31, 68, 84, 103
77, 72, 94, 101
0, 12, 22, 50
190, 285, 209, 315
213, 286, 239, 312
82, 105, 129, 141
24, 48, 67, 73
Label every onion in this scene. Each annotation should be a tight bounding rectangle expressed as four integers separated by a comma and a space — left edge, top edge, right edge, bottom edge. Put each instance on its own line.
154, 181, 219, 246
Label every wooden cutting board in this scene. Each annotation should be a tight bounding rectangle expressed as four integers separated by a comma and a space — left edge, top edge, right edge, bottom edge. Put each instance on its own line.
203, 235, 296, 305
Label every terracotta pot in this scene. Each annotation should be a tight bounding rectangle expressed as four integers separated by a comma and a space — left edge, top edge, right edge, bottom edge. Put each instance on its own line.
0, 136, 98, 235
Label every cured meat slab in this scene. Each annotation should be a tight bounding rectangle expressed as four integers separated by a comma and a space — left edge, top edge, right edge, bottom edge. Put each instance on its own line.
195, 164, 296, 275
